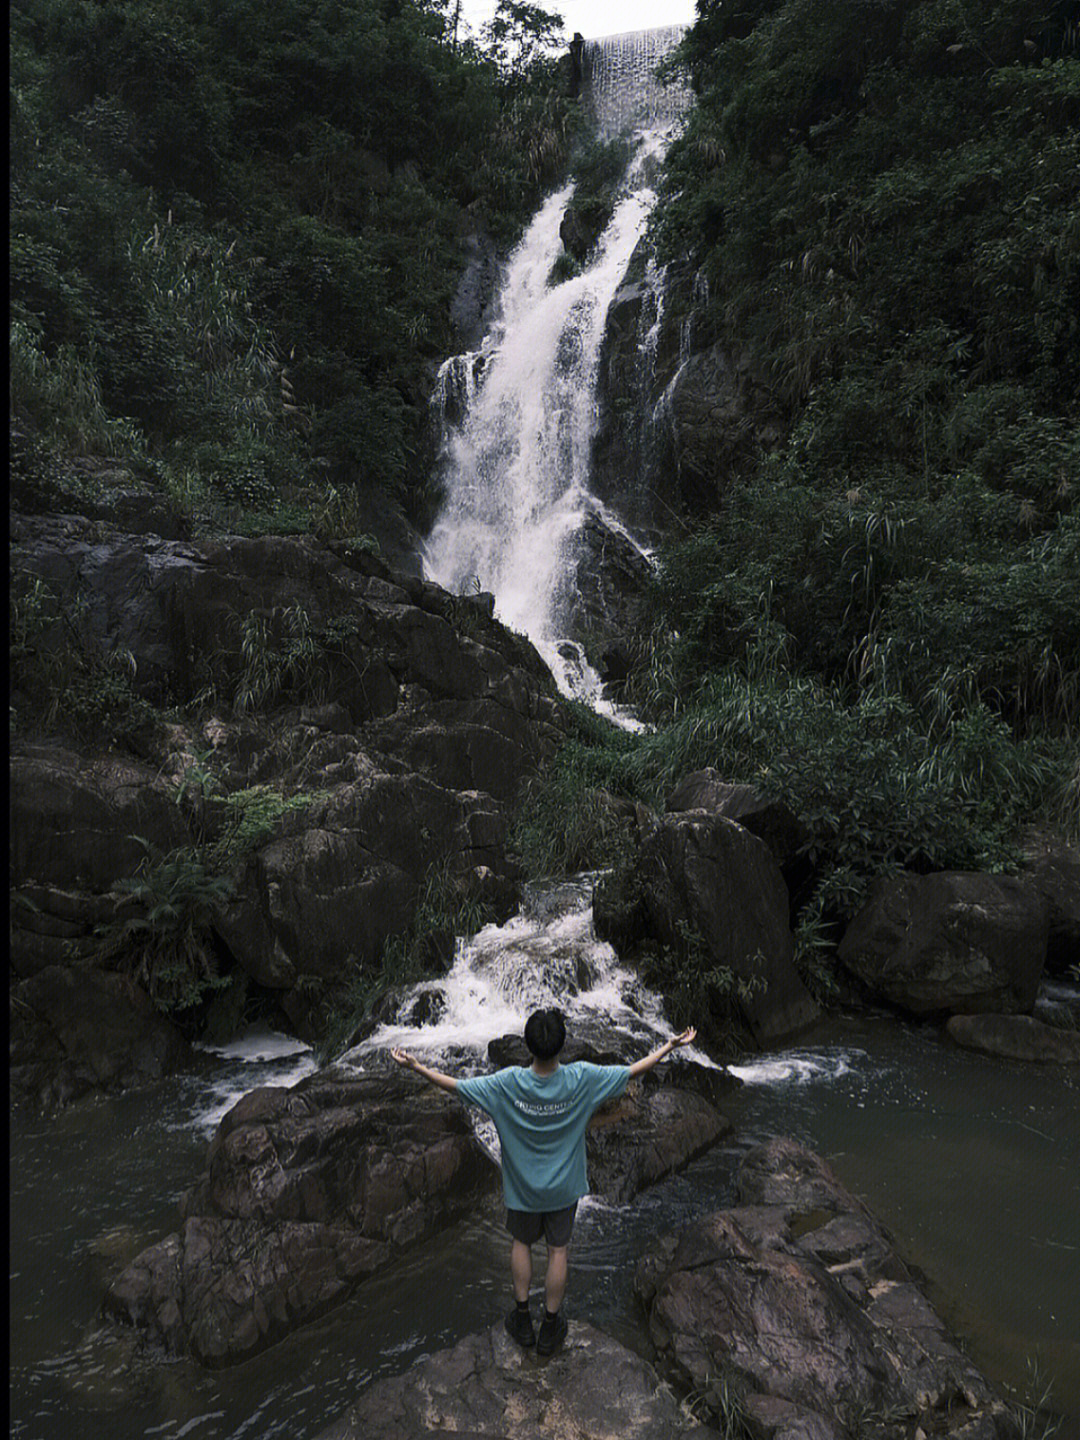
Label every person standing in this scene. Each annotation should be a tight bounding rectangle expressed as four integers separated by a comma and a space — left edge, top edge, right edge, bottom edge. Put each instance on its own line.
391, 1006, 697, 1355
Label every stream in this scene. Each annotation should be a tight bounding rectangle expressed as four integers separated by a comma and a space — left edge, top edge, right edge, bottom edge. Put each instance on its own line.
10, 876, 1080, 1440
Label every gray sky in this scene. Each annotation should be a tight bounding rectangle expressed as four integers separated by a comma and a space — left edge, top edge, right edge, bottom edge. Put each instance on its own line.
458, 0, 697, 43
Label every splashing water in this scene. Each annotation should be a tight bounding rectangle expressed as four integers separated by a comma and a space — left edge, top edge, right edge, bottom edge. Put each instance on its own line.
352, 877, 697, 1073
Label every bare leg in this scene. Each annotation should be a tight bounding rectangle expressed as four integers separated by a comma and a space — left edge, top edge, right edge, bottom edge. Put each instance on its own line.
511, 1239, 533, 1303
545, 1244, 568, 1314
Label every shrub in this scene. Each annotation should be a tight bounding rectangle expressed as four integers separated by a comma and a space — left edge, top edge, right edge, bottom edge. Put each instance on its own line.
96, 841, 234, 1021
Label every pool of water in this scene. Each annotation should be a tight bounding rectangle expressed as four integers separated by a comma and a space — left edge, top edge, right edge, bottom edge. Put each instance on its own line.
9, 1015, 1080, 1439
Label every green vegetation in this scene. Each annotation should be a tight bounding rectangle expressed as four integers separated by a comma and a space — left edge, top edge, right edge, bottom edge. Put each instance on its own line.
519, 0, 1077, 983
550, 133, 636, 273
96, 839, 235, 1020
10, 573, 160, 747
10, 0, 577, 536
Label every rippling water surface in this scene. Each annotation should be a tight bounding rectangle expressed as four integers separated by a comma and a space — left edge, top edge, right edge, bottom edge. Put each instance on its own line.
11, 999, 1080, 1440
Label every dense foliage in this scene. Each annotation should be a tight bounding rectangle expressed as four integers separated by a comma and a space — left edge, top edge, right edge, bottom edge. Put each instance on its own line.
10, 0, 576, 532
521, 0, 1078, 988
648, 0, 1078, 722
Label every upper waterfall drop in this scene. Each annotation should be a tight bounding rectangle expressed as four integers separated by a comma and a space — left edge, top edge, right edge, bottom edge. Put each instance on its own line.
423, 27, 689, 711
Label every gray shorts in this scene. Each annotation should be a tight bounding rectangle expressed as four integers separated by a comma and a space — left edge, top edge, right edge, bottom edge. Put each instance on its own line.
506, 1202, 578, 1248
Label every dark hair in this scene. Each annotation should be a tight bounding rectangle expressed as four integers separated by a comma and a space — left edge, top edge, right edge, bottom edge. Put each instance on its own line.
524, 1008, 566, 1060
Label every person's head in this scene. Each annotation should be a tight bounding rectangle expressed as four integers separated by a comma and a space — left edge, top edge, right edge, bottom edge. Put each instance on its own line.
524, 1007, 566, 1061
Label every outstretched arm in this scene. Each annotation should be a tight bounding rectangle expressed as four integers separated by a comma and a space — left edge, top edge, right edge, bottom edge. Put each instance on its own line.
627, 1027, 697, 1078
391, 1047, 459, 1093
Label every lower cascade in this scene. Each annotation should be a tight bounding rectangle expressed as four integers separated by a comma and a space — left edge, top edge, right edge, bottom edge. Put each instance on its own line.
424, 27, 688, 712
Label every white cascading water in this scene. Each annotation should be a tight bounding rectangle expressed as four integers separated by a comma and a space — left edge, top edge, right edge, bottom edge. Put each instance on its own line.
350, 32, 844, 1104
424, 28, 689, 712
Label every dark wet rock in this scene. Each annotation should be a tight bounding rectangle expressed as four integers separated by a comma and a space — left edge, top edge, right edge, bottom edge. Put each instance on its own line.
621, 809, 820, 1042
584, 1076, 732, 1204
316, 1319, 720, 1440
838, 873, 1048, 1016
103, 1216, 388, 1368
10, 744, 190, 902
1021, 830, 1080, 975
662, 341, 788, 509
103, 1071, 495, 1365
565, 507, 652, 688
449, 227, 501, 352
946, 1013, 1080, 1064
11, 517, 570, 1085
635, 1137, 1020, 1440
10, 965, 190, 1107
665, 771, 811, 872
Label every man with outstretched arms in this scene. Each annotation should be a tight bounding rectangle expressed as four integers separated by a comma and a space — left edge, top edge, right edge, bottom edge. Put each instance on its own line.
391, 1007, 697, 1355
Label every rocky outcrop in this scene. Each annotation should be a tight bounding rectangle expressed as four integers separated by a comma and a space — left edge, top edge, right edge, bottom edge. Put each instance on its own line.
591, 256, 790, 531
660, 340, 788, 511
666, 770, 811, 873
946, 1013, 1080, 1064
102, 1070, 495, 1365
10, 965, 190, 1109
10, 517, 570, 1090
316, 1319, 720, 1440
635, 1137, 1020, 1440
565, 505, 653, 691
596, 808, 819, 1043
1021, 830, 1080, 975
838, 872, 1048, 1016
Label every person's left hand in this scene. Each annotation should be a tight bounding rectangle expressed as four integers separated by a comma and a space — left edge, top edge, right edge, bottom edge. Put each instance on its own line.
391, 1047, 417, 1069
671, 1027, 697, 1048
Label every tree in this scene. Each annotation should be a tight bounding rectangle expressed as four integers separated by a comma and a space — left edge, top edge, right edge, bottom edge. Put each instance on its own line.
482, 0, 565, 79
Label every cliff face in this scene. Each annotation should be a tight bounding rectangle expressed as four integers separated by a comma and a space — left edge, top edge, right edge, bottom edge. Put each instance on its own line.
590, 244, 789, 538
10, 513, 570, 1105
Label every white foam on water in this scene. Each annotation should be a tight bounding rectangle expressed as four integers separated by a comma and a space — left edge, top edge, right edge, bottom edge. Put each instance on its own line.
181, 1028, 319, 1137
729, 1049, 864, 1087
196, 1028, 312, 1063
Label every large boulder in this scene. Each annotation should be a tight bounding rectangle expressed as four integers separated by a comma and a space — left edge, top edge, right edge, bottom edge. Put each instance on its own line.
635, 1137, 1020, 1440
608, 810, 819, 1043
666, 770, 811, 872
1020, 830, 1080, 975
946, 1013, 1080, 1064
316, 1320, 720, 1440
9, 744, 190, 912
102, 1070, 495, 1366
838, 873, 1048, 1016
10, 965, 190, 1108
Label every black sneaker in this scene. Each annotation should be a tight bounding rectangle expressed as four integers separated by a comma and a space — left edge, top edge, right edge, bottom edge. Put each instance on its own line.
505, 1306, 536, 1348
535, 1311, 568, 1356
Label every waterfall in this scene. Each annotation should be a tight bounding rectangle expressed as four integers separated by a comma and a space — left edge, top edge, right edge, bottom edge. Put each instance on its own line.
424, 26, 689, 711
584, 25, 691, 138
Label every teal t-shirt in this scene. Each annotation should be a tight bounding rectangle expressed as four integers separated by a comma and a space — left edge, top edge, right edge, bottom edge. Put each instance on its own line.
458, 1061, 632, 1212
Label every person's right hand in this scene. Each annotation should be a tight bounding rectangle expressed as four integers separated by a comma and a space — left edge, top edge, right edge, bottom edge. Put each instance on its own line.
391, 1047, 416, 1069
671, 1027, 697, 1048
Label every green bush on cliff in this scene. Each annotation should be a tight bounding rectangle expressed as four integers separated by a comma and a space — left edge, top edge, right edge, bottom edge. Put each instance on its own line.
96, 841, 235, 1020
